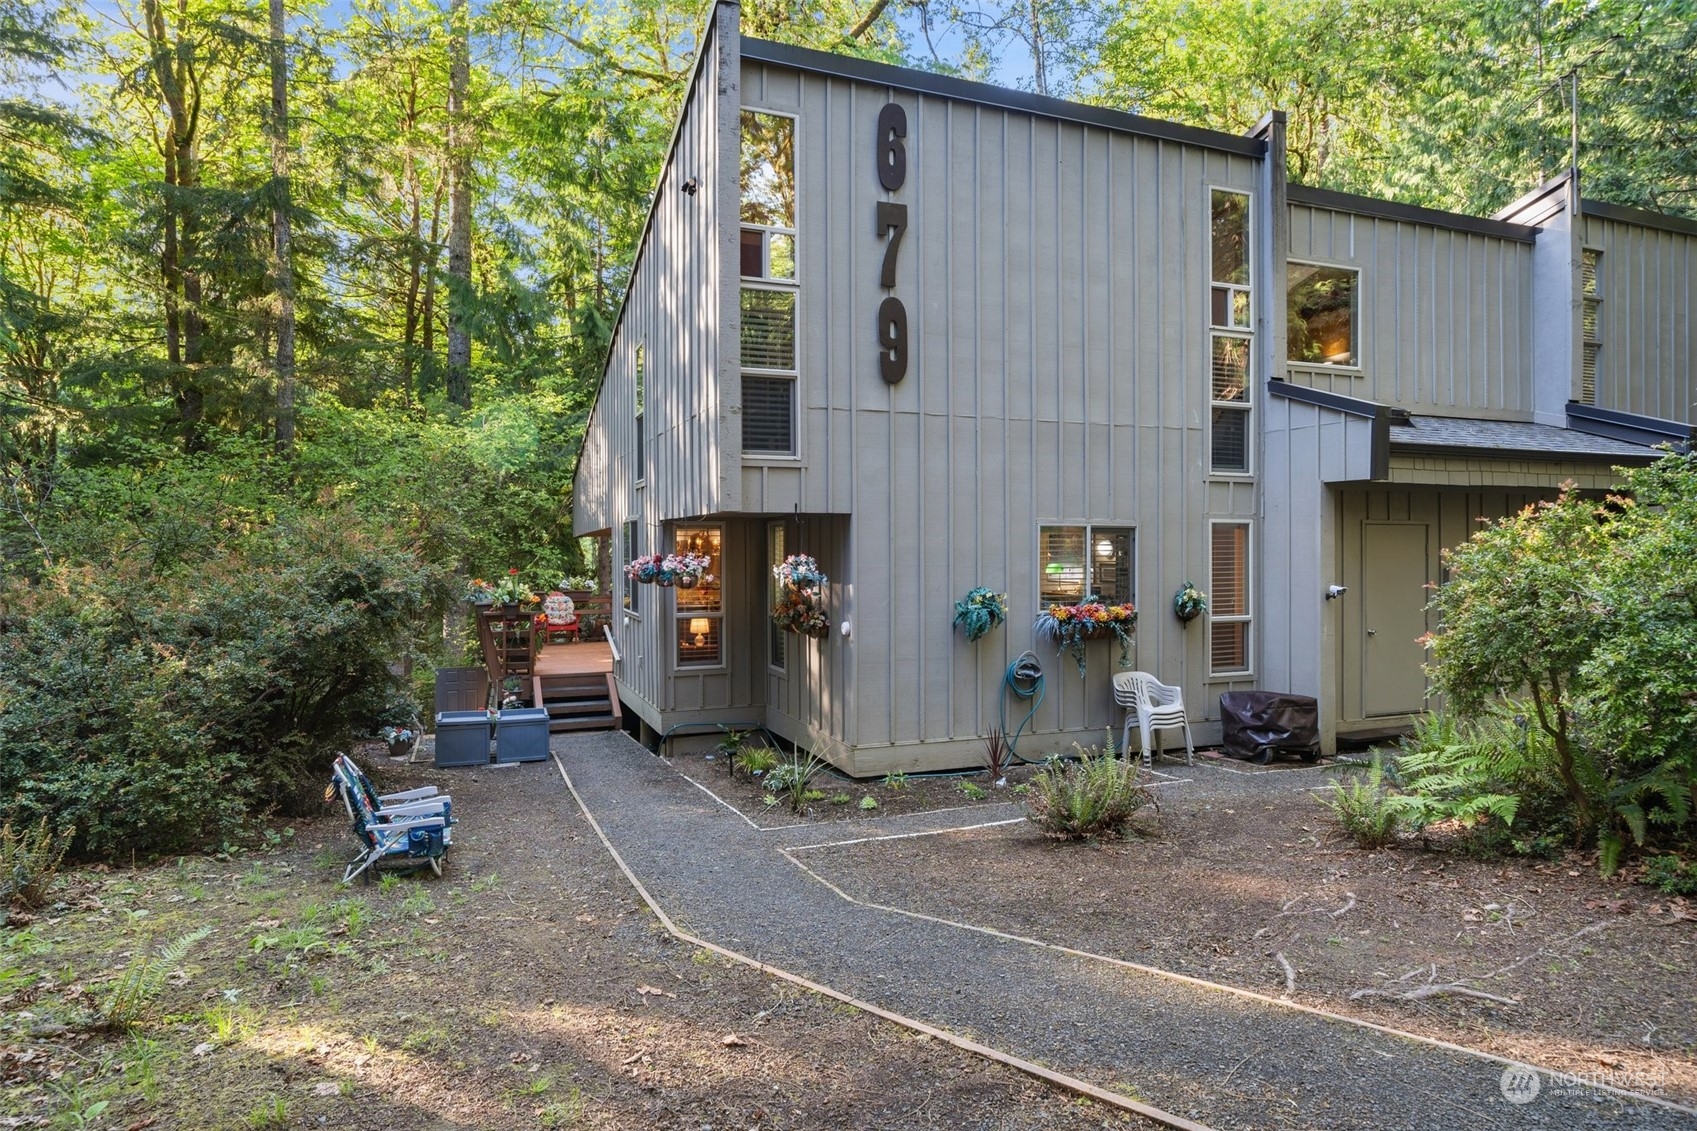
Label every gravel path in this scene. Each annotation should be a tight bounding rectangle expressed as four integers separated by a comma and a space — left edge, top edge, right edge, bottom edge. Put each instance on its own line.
553, 731, 1691, 1131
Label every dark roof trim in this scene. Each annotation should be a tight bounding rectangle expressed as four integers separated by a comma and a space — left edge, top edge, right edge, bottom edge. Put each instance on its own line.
741, 38, 1267, 160
1388, 438, 1660, 466
1490, 172, 1570, 227
1580, 199, 1697, 239
1567, 402, 1696, 453
1267, 379, 1391, 480
1288, 184, 1537, 243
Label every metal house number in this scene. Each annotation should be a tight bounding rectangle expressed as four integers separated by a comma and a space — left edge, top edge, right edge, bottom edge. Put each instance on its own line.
874, 102, 908, 384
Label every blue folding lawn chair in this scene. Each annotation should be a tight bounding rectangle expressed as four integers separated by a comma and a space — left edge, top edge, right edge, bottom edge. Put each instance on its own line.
329, 756, 455, 884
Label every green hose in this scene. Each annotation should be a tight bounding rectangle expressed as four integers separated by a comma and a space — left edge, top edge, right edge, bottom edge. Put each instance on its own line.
1000, 650, 1046, 762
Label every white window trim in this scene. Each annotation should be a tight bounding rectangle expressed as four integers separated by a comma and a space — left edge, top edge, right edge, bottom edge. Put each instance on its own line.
740, 107, 801, 462
1207, 518, 1253, 679
672, 523, 725, 671
621, 518, 642, 621
1285, 256, 1364, 373
1035, 522, 1138, 612
767, 520, 787, 675
1206, 186, 1255, 480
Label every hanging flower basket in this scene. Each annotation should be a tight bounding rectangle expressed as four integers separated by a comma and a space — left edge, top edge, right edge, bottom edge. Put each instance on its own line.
772, 554, 829, 638
1033, 596, 1136, 676
1173, 580, 1208, 623
624, 554, 667, 585
952, 587, 1009, 643
663, 552, 714, 589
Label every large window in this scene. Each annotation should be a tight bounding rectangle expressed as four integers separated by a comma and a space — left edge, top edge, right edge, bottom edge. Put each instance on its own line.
741, 111, 798, 455
1287, 262, 1359, 367
621, 519, 639, 616
1210, 189, 1252, 475
767, 522, 786, 672
1039, 525, 1134, 605
1209, 522, 1251, 675
1581, 249, 1601, 405
674, 525, 723, 667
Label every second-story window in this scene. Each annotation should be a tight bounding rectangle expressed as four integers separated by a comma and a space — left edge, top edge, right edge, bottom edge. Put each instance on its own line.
1210, 189, 1252, 475
634, 343, 645, 484
1581, 249, 1601, 405
1287, 262, 1359, 367
741, 111, 798, 456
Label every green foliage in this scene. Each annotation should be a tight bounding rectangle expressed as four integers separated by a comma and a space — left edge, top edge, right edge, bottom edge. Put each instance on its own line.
95, 927, 211, 1031
1024, 740, 1155, 841
858, 795, 877, 811
951, 586, 1008, 642
1317, 755, 1403, 849
1389, 711, 1533, 834
1639, 855, 1697, 897
959, 781, 988, 801
1427, 460, 1697, 868
0, 524, 444, 858
0, 816, 71, 911
881, 771, 908, 791
764, 752, 825, 814
731, 744, 778, 779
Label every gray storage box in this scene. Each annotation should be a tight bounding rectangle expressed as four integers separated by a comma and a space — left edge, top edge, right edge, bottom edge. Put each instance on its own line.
434, 710, 493, 767
496, 708, 551, 763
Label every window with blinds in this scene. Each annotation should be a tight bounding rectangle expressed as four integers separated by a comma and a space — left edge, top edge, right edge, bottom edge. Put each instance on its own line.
1039, 525, 1135, 605
621, 518, 639, 616
1210, 189, 1253, 475
1581, 249, 1601, 406
767, 522, 786, 672
741, 111, 798, 458
674, 525, 723, 668
634, 343, 645, 484
1209, 521, 1251, 675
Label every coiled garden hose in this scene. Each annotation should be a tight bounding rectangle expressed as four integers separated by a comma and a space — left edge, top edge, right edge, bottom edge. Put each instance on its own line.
1000, 650, 1046, 762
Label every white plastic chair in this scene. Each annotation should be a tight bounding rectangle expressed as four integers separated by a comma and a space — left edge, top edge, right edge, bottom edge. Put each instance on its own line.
1112, 671, 1195, 771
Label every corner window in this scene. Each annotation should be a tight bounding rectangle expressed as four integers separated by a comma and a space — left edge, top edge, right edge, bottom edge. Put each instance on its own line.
1209, 521, 1251, 675
1287, 262, 1359, 367
741, 110, 798, 457
674, 526, 723, 668
634, 343, 645, 485
1039, 525, 1135, 605
621, 519, 639, 616
1581, 249, 1601, 405
767, 522, 786, 672
1210, 189, 1252, 475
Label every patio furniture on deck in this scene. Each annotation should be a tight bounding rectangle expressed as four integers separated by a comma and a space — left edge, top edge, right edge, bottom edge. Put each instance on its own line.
1112, 671, 1196, 771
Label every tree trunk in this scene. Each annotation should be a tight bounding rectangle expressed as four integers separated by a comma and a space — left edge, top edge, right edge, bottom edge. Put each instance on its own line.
444, 0, 472, 409
400, 80, 422, 405
1028, 0, 1047, 97
268, 0, 296, 456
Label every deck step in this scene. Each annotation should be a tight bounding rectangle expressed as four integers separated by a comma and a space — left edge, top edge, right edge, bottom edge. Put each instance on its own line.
548, 716, 621, 733
544, 699, 613, 716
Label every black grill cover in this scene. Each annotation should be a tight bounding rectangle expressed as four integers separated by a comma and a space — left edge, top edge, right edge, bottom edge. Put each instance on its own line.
1219, 691, 1320, 763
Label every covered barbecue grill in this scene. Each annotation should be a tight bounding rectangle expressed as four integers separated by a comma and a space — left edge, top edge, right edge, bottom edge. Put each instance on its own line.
1218, 691, 1321, 763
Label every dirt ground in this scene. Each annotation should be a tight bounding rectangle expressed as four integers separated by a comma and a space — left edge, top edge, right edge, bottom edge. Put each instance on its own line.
0, 753, 1149, 1131
790, 755, 1697, 1106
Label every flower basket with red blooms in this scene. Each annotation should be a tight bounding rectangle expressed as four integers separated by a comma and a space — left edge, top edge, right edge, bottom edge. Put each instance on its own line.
1034, 595, 1136, 676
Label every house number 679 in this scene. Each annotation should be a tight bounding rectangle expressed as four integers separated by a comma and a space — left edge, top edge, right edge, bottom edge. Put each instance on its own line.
875, 103, 908, 385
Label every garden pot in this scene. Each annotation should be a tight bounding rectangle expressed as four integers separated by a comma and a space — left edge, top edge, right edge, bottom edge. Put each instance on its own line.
386, 738, 416, 760
500, 602, 520, 616
675, 573, 698, 589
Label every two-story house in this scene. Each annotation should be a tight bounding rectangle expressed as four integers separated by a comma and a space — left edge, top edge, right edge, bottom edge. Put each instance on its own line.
571, 0, 1696, 774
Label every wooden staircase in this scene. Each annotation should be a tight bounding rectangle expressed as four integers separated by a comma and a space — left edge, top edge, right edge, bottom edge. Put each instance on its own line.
531, 672, 623, 733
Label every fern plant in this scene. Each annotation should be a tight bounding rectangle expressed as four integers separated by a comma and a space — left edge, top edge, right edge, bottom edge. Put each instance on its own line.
1, 818, 73, 912
1391, 709, 1533, 833
1318, 755, 1403, 848
96, 926, 212, 1031
1024, 737, 1155, 840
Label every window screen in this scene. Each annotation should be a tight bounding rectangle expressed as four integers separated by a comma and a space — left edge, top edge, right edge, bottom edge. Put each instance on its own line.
742, 376, 794, 454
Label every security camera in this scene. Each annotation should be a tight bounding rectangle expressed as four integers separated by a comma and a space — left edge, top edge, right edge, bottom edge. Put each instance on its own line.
1325, 585, 1348, 600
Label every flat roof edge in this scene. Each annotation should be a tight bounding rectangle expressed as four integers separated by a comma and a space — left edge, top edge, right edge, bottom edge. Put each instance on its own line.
741, 38, 1267, 159
1289, 184, 1537, 243
1388, 440, 1659, 466
1580, 198, 1697, 239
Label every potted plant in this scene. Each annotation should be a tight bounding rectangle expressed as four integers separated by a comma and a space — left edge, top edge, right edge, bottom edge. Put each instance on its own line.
662, 551, 714, 589
772, 554, 830, 639
952, 587, 1009, 642
489, 569, 534, 613
1034, 595, 1136, 676
624, 553, 666, 585
1173, 580, 1208, 625
380, 724, 418, 759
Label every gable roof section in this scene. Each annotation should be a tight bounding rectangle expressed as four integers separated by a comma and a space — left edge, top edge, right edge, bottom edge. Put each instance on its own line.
740, 38, 1265, 159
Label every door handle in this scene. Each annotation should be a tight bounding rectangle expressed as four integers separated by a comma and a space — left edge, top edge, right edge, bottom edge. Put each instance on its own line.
1366, 628, 1377, 637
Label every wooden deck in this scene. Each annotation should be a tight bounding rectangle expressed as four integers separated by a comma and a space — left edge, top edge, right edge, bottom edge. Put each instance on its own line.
533, 640, 613, 677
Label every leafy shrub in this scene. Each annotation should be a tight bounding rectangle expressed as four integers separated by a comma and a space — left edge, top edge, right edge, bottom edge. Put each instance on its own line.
0, 817, 72, 911
1389, 710, 1540, 832
1640, 855, 1697, 896
0, 527, 444, 859
1024, 742, 1155, 840
764, 753, 824, 814
1317, 755, 1402, 848
1427, 456, 1697, 870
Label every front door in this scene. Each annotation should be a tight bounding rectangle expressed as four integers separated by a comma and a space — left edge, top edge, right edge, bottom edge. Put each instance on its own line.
1360, 523, 1431, 717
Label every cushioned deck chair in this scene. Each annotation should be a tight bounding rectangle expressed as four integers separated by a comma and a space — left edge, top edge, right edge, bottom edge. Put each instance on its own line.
330, 757, 454, 884
1112, 671, 1196, 772
334, 753, 451, 823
